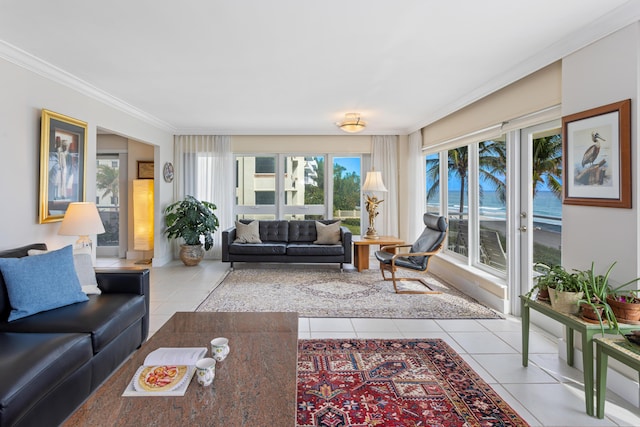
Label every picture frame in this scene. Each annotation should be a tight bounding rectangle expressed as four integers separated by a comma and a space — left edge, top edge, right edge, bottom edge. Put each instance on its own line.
39, 109, 88, 223
562, 99, 631, 208
137, 161, 154, 179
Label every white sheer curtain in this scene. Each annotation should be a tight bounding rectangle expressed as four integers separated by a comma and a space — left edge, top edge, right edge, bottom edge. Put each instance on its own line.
371, 135, 399, 237
407, 131, 426, 241
174, 135, 233, 259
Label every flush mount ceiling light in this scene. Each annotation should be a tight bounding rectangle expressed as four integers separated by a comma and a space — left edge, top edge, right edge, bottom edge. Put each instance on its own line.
337, 113, 366, 133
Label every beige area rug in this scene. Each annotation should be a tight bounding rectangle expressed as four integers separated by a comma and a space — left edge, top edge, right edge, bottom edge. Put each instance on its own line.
197, 265, 500, 319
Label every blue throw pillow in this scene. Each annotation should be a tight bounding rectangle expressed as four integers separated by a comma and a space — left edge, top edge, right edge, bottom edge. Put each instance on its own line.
0, 245, 89, 321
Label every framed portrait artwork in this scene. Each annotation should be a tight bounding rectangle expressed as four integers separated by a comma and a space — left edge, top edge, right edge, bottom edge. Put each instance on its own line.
562, 99, 631, 208
39, 109, 88, 223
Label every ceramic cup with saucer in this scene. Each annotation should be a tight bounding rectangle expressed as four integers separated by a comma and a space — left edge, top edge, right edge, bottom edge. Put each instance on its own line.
211, 337, 230, 362
195, 357, 216, 386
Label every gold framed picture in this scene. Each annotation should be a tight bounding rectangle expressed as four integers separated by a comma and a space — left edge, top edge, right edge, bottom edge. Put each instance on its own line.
39, 109, 88, 223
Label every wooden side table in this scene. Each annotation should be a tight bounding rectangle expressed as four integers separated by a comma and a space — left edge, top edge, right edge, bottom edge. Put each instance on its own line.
352, 236, 404, 272
520, 296, 638, 416
595, 337, 640, 418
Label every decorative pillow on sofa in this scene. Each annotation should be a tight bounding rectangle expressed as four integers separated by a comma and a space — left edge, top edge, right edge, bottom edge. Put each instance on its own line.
234, 220, 262, 244
314, 221, 341, 244
28, 249, 101, 295
0, 245, 89, 321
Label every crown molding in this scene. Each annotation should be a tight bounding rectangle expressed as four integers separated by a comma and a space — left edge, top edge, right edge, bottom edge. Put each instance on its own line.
174, 126, 405, 136
409, 1, 640, 134
0, 40, 176, 133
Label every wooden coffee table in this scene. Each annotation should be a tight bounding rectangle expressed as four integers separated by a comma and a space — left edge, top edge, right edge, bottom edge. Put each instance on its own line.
352, 236, 404, 272
63, 312, 298, 426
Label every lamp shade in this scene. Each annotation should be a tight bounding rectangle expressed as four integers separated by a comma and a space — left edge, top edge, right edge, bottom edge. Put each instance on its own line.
133, 179, 154, 251
337, 113, 366, 133
58, 202, 105, 236
362, 171, 388, 193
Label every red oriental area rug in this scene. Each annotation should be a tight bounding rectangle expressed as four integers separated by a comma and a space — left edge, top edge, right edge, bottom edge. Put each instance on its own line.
297, 339, 529, 427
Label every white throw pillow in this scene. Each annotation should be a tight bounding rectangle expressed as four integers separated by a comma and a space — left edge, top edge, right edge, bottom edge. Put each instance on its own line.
234, 221, 262, 244
314, 221, 341, 244
28, 249, 101, 294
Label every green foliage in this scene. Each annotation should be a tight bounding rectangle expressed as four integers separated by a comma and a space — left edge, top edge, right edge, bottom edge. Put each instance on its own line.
532, 134, 562, 199
528, 263, 582, 295
96, 164, 119, 203
163, 195, 219, 250
576, 262, 619, 334
341, 218, 361, 235
333, 164, 361, 210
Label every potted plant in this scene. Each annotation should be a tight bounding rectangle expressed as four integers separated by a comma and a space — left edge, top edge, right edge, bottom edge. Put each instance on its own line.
607, 289, 640, 324
576, 262, 619, 334
164, 195, 220, 266
526, 263, 583, 314
545, 264, 583, 314
526, 263, 558, 302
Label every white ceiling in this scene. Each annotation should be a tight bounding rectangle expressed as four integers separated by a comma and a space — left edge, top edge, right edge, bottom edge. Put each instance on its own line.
0, 1, 638, 135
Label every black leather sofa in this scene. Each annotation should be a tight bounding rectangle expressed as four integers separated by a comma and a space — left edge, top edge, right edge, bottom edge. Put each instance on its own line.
0, 244, 150, 427
222, 220, 352, 269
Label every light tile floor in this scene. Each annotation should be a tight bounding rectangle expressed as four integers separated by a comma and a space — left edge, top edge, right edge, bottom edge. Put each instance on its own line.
96, 258, 640, 427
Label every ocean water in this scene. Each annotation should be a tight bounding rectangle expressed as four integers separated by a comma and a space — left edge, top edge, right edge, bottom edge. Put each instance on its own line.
441, 190, 562, 225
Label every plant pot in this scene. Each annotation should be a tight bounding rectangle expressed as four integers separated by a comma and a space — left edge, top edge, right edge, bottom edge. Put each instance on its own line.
180, 244, 205, 266
548, 288, 583, 315
536, 288, 550, 302
606, 296, 640, 324
580, 303, 605, 324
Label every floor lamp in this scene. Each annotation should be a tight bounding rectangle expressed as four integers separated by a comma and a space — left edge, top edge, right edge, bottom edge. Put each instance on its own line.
133, 179, 154, 264
362, 170, 387, 239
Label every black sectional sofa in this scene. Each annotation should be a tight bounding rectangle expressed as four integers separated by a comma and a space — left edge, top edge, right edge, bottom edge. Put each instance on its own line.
0, 244, 150, 427
222, 220, 352, 269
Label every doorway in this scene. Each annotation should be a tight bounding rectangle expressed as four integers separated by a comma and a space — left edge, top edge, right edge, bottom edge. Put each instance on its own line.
515, 121, 563, 312
96, 152, 128, 258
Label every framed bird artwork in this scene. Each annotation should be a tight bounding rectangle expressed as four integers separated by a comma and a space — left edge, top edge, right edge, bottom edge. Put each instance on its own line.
562, 99, 631, 208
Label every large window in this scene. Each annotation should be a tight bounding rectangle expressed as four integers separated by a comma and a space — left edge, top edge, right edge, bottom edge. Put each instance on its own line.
235, 154, 361, 223
478, 138, 507, 272
427, 121, 563, 280
425, 153, 440, 215
96, 154, 120, 248
447, 147, 469, 259
333, 157, 361, 235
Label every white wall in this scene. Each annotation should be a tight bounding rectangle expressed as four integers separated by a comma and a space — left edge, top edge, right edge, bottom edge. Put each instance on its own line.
562, 23, 640, 283
0, 57, 174, 265
231, 135, 371, 153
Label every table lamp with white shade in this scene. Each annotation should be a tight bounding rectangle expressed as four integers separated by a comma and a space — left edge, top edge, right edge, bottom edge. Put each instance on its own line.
58, 202, 105, 250
362, 170, 387, 239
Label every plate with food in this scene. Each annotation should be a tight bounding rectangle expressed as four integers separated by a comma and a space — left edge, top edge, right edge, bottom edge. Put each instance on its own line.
133, 365, 189, 392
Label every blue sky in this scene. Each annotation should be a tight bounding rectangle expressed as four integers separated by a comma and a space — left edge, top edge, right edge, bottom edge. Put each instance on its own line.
333, 157, 361, 176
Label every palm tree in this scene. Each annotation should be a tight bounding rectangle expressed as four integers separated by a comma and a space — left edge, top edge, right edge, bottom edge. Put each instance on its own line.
96, 164, 119, 204
532, 134, 562, 199
426, 143, 506, 217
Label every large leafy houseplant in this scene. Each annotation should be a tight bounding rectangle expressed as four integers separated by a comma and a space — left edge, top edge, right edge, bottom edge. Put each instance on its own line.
164, 196, 219, 265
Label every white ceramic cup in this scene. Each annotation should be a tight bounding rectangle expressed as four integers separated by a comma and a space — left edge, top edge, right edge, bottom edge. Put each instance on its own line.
211, 337, 230, 362
195, 357, 216, 386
